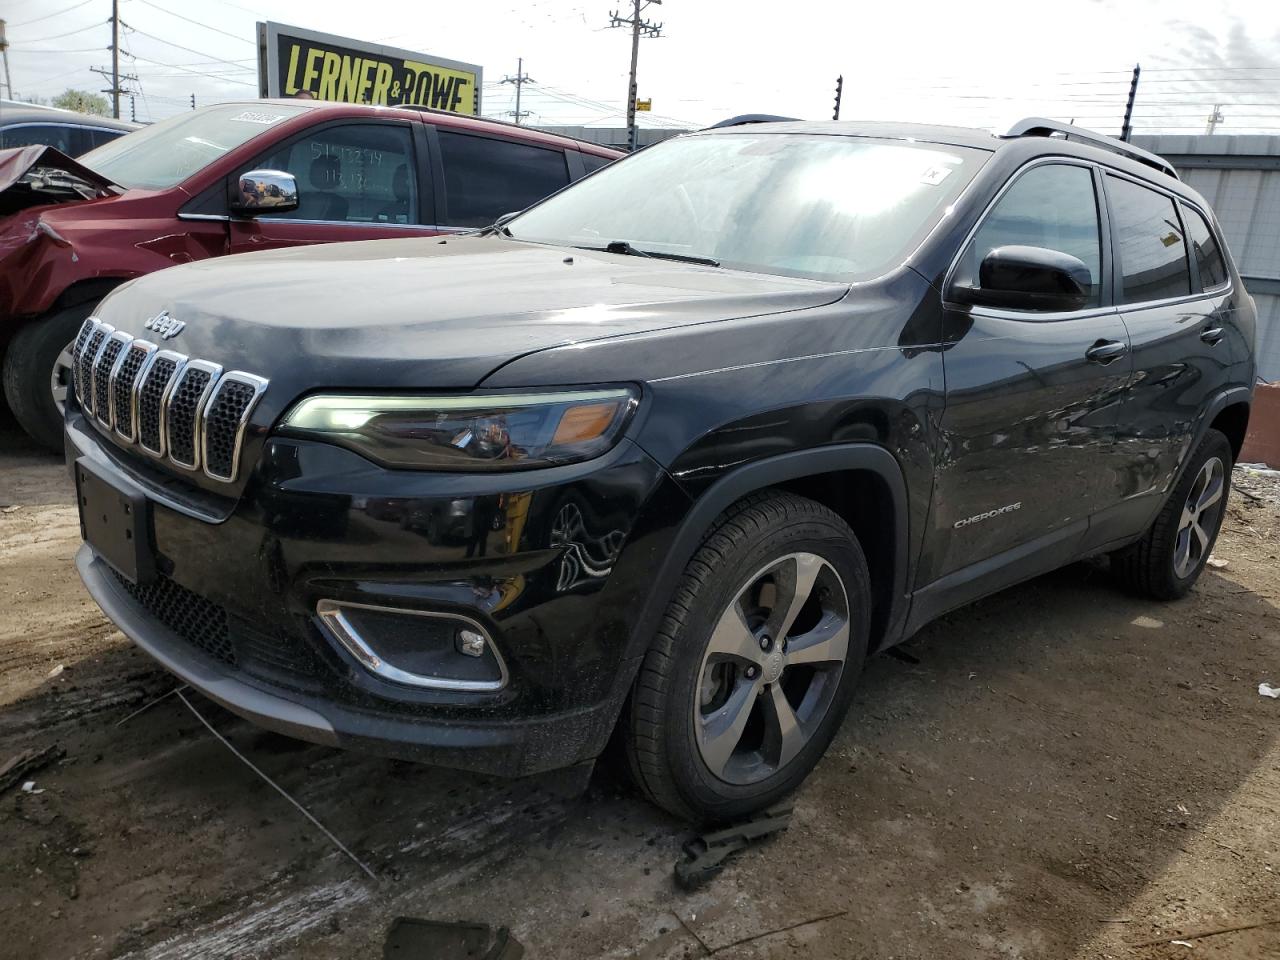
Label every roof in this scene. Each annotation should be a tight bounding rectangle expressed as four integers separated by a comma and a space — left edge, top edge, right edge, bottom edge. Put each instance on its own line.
248, 98, 622, 156
0, 100, 138, 131
697, 119, 1001, 151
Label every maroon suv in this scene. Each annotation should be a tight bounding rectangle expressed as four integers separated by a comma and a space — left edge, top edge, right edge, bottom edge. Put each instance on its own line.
0, 99, 620, 449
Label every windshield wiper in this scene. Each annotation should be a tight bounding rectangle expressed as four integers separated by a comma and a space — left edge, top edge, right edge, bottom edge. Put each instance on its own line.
594, 240, 720, 267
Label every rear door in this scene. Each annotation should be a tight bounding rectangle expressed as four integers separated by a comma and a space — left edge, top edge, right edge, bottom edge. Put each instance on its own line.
924, 160, 1131, 586
428, 127, 571, 228
228, 119, 438, 254
1097, 173, 1236, 543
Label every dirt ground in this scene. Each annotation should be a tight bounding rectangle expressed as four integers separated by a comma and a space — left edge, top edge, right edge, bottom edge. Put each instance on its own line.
2, 410, 1278, 960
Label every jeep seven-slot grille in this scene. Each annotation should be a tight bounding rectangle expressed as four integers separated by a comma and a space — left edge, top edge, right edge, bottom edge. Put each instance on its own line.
72, 318, 267, 482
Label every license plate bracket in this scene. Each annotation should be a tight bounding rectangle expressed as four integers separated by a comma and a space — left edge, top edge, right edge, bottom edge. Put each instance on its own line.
76, 458, 155, 585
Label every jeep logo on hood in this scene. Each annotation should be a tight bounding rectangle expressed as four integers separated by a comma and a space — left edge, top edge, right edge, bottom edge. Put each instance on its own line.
143, 312, 184, 340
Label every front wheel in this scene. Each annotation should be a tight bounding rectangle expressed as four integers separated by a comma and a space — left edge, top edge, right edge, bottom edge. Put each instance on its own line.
2, 302, 96, 452
623, 492, 870, 823
1110, 428, 1233, 600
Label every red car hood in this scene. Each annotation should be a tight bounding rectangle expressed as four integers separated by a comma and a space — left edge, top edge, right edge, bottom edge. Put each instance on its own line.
0, 144, 119, 202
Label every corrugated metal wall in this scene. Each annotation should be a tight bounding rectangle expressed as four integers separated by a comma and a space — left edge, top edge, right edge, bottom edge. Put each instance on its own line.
1134, 134, 1280, 381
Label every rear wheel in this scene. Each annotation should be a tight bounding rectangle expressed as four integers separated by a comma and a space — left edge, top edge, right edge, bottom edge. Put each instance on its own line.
1110, 428, 1232, 600
2, 302, 95, 452
624, 492, 870, 823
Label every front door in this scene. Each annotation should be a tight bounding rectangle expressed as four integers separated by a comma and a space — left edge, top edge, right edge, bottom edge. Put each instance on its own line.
921, 161, 1130, 588
228, 120, 439, 254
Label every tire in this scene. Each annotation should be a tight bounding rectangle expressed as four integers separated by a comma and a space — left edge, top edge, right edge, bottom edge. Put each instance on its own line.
1110, 428, 1233, 600
623, 491, 871, 823
2, 301, 96, 452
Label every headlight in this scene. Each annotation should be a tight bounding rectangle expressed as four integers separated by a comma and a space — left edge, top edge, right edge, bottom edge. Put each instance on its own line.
280, 387, 639, 471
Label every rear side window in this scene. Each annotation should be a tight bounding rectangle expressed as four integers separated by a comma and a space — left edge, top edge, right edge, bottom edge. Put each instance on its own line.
954, 163, 1102, 308
437, 130, 569, 227
1106, 175, 1192, 304
1183, 204, 1228, 290
581, 153, 614, 174
254, 123, 419, 224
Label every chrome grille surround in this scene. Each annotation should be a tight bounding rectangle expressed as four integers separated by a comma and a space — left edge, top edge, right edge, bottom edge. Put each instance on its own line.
201, 373, 269, 482
162, 359, 222, 471
70, 320, 268, 483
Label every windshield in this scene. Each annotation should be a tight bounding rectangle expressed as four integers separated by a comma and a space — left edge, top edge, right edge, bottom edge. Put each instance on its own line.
508, 133, 987, 282
79, 104, 309, 190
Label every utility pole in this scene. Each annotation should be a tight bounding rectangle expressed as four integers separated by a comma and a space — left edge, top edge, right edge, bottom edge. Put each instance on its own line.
833, 75, 843, 121
501, 58, 534, 124
129, 94, 136, 123
0, 20, 13, 101
190, 93, 196, 110
1119, 63, 1140, 142
609, 0, 663, 152
1205, 103, 1224, 135
91, 65, 137, 111
111, 0, 120, 118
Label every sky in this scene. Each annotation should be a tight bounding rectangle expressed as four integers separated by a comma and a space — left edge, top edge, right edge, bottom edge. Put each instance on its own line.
4, 0, 1279, 135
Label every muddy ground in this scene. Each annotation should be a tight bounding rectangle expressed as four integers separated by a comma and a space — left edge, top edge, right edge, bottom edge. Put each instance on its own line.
2, 410, 1278, 960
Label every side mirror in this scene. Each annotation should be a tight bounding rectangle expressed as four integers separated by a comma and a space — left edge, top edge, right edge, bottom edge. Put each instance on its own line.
953, 245, 1091, 312
230, 169, 299, 217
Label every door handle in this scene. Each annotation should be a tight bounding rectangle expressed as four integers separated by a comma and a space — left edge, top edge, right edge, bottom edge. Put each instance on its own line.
1200, 326, 1225, 346
1085, 339, 1127, 364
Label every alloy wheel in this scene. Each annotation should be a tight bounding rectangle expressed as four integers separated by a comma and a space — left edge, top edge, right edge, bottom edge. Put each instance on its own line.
50, 340, 75, 413
1173, 455, 1225, 579
693, 552, 851, 785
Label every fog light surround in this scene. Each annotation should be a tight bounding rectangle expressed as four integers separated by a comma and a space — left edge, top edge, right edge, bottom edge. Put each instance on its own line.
316, 599, 507, 692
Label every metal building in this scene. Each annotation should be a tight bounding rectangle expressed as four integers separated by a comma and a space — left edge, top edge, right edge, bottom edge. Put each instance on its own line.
1134, 134, 1280, 381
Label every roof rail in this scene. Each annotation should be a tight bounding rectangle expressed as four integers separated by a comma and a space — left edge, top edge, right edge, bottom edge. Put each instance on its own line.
1006, 117, 1179, 180
706, 114, 799, 129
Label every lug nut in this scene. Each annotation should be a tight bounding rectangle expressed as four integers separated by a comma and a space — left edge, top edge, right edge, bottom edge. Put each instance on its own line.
745, 665, 758, 679
759, 635, 771, 651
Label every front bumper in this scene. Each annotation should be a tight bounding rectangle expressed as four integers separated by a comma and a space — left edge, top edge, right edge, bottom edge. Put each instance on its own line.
68, 410, 683, 776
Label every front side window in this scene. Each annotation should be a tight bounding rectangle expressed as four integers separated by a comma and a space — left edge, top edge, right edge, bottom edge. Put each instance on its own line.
1107, 175, 1192, 304
438, 131, 569, 227
80, 104, 308, 189
254, 123, 419, 224
507, 133, 987, 282
1183, 204, 1228, 290
953, 163, 1102, 309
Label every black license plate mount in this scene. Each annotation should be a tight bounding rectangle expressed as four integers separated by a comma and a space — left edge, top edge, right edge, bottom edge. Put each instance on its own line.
75, 458, 155, 585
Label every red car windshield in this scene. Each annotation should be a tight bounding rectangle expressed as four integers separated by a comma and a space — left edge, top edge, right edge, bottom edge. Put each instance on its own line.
79, 104, 309, 190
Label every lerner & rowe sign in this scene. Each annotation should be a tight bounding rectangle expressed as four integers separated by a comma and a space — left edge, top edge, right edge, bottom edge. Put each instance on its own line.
256, 22, 482, 114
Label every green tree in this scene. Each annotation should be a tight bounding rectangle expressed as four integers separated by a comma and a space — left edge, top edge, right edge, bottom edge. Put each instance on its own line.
51, 89, 110, 116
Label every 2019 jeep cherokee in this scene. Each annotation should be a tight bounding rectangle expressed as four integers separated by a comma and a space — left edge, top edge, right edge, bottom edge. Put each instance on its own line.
66, 118, 1255, 822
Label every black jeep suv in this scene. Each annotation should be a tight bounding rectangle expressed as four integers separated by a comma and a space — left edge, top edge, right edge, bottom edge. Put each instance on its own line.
67, 118, 1255, 822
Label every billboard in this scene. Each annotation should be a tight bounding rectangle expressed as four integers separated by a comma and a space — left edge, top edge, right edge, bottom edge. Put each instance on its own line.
256, 22, 482, 115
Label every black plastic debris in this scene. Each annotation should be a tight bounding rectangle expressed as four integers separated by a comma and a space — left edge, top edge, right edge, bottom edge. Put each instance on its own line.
674, 803, 794, 891
383, 919, 524, 959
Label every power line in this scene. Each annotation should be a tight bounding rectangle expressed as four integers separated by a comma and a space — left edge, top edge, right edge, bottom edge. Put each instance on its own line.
16, 20, 105, 44
8, 0, 96, 28
128, 52, 256, 86
129, 0, 256, 46
123, 23, 256, 73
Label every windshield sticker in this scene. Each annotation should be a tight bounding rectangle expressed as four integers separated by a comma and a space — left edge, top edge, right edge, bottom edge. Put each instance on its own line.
919, 164, 955, 185
229, 110, 287, 125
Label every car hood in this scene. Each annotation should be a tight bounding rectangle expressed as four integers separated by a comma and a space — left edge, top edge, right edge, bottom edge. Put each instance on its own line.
94, 235, 849, 395
0, 145, 119, 218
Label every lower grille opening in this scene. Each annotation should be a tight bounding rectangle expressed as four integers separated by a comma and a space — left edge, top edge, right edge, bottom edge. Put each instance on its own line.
110, 568, 234, 666
107, 568, 326, 691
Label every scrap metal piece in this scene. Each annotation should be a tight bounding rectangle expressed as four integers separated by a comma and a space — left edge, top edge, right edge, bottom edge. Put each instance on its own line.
674, 802, 794, 891
383, 918, 524, 959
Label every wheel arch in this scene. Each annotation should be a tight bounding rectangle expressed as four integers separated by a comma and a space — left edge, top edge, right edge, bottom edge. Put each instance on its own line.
1209, 399, 1251, 463
623, 444, 911, 667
